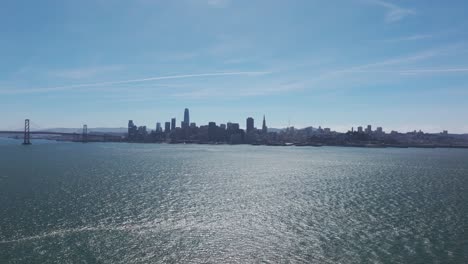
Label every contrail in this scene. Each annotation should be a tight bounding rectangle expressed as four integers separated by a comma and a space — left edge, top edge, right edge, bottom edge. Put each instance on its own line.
1, 71, 270, 94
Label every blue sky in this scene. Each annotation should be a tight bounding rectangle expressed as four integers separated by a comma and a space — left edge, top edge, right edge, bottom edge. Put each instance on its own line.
1, 0, 468, 133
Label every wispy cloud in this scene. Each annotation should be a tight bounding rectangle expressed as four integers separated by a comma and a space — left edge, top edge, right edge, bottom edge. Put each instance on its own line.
284, 45, 468, 92
339, 43, 467, 72
381, 34, 434, 42
0, 71, 270, 95
365, 0, 415, 22
172, 46, 468, 99
331, 46, 468, 76
330, 49, 440, 75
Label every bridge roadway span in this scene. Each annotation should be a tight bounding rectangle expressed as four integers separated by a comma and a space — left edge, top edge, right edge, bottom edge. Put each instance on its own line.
0, 131, 80, 136
0, 131, 122, 139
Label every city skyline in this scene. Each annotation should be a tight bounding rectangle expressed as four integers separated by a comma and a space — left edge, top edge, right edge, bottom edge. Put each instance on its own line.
1, 1, 468, 132
122, 108, 450, 136
1, 111, 465, 135
120, 107, 466, 147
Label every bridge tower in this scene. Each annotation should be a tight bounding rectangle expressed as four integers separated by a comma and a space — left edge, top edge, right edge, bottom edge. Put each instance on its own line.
23, 119, 31, 145
82, 124, 88, 143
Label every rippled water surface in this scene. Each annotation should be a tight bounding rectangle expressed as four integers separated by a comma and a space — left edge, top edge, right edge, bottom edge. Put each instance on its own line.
1, 139, 467, 263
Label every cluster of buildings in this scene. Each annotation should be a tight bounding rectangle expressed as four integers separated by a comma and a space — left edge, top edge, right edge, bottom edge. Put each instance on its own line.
127, 108, 271, 144
126, 108, 467, 147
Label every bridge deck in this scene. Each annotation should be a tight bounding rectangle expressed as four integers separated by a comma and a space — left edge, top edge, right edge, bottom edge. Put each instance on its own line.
0, 131, 122, 138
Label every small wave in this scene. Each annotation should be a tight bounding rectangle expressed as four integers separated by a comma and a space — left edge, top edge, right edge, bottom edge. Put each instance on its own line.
0, 226, 128, 244
0, 219, 189, 244
0, 219, 234, 245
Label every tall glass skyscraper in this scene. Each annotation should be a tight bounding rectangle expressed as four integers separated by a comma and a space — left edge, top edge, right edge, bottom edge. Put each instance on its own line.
184, 108, 190, 128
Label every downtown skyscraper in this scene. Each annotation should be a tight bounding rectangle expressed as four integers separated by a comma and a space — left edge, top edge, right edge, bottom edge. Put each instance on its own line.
246, 117, 254, 133
262, 115, 268, 134
183, 108, 190, 128
171, 118, 176, 131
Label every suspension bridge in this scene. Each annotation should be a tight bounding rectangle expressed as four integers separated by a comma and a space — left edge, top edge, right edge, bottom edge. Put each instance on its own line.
0, 119, 123, 145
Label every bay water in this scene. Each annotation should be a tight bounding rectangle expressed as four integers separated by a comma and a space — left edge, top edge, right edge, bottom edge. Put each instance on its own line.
0, 139, 466, 263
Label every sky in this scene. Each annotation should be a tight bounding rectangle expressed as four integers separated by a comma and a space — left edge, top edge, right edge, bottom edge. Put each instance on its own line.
1, 0, 468, 133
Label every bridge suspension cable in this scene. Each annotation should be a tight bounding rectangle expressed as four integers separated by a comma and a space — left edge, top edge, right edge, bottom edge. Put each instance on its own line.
28, 120, 44, 132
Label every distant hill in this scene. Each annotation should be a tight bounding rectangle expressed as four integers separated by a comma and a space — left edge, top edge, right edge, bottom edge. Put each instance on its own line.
38, 127, 128, 135
267, 128, 286, 133
36, 126, 319, 135
268, 127, 318, 133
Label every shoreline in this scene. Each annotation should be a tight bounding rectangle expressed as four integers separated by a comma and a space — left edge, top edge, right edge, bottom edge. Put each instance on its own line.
4, 136, 468, 149
41, 139, 468, 149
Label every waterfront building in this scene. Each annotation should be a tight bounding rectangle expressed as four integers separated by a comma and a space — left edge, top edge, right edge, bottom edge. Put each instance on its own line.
171, 118, 176, 131
156, 122, 161, 132
128, 120, 137, 140
208, 122, 217, 141
165, 122, 171, 133
137, 126, 147, 139
366, 125, 372, 134
357, 126, 363, 133
227, 123, 240, 131
246, 117, 254, 133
